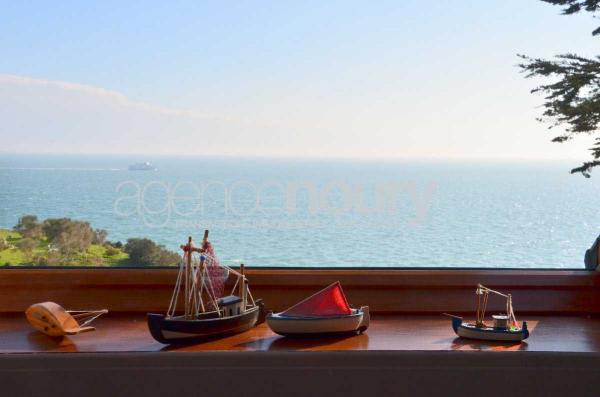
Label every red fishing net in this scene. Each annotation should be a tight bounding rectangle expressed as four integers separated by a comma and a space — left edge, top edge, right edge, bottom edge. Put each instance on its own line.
281, 282, 352, 317
203, 242, 225, 304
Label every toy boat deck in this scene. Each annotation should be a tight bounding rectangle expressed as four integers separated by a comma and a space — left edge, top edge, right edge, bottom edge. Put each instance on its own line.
148, 299, 265, 344
267, 307, 369, 336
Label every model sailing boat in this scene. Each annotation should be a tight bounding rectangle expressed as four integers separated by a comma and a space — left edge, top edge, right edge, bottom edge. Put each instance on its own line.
147, 230, 266, 344
266, 282, 370, 336
445, 284, 529, 342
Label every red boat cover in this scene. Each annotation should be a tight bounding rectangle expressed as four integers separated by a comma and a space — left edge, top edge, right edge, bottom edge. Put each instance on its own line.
281, 282, 352, 317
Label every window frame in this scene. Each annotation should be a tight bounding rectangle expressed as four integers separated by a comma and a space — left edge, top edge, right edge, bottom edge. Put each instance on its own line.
1, 267, 598, 314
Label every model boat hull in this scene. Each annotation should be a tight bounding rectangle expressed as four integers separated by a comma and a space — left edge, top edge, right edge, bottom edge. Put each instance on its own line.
266, 307, 370, 337
148, 300, 265, 344
451, 317, 529, 342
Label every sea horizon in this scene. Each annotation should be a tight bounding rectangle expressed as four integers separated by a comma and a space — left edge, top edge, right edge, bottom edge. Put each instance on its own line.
1, 153, 598, 269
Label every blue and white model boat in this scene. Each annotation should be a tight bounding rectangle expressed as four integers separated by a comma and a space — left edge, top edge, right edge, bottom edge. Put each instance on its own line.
445, 284, 529, 342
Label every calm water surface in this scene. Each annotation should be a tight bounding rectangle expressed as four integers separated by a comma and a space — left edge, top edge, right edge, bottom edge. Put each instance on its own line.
0, 154, 598, 268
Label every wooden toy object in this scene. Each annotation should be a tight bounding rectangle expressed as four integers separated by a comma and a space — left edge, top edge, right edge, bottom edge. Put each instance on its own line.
25, 302, 108, 337
147, 230, 266, 344
444, 284, 529, 342
266, 282, 370, 337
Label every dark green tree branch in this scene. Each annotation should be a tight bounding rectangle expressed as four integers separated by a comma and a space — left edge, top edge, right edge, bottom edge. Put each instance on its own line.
520, 1, 600, 176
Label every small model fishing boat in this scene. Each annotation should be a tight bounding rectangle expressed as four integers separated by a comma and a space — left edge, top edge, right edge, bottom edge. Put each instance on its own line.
266, 282, 369, 337
445, 284, 529, 342
147, 230, 266, 344
25, 302, 107, 337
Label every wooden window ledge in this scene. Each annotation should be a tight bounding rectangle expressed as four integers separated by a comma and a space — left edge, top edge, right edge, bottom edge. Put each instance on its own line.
1, 313, 600, 353
2, 314, 600, 397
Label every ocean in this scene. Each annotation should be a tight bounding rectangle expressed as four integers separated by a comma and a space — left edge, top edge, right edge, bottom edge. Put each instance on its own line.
1, 154, 598, 268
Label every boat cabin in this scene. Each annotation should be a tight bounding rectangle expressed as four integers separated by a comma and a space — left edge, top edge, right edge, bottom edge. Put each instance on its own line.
492, 314, 508, 329
217, 295, 244, 316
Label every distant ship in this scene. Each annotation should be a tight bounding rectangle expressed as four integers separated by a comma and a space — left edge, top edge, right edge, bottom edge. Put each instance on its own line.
128, 162, 157, 171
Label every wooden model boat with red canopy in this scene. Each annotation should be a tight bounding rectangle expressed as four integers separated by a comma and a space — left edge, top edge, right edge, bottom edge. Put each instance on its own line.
266, 282, 369, 336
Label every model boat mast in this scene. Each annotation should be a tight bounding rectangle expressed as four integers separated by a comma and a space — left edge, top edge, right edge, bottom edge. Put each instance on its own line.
167, 230, 254, 320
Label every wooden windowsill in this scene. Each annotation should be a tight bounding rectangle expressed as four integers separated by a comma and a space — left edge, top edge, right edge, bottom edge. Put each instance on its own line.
3, 313, 600, 397
1, 313, 600, 354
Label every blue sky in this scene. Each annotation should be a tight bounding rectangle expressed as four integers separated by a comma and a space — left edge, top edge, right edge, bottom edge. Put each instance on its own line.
1, 1, 599, 159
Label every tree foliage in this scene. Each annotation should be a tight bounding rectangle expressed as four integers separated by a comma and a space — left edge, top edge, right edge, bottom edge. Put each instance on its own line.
520, 0, 600, 176
93, 229, 108, 245
519, 53, 600, 176
6, 214, 180, 267
124, 238, 180, 266
541, 1, 600, 34
14, 215, 42, 239
17, 237, 38, 253
42, 218, 98, 255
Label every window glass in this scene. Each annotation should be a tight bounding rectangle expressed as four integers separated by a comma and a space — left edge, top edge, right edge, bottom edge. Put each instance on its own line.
1, 2, 598, 268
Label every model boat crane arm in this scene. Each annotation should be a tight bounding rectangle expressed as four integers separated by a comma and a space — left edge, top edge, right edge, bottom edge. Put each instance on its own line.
475, 284, 518, 328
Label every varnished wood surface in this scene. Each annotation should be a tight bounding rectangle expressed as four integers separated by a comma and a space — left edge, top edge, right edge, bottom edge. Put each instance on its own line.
2, 313, 600, 354
1, 268, 599, 313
